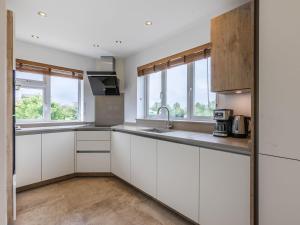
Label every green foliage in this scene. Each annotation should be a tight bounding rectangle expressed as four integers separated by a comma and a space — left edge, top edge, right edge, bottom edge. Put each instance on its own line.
51, 102, 78, 121
16, 95, 78, 121
16, 95, 43, 120
194, 100, 216, 117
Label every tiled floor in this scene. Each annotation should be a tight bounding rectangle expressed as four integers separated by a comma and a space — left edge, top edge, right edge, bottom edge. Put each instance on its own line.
14, 177, 193, 225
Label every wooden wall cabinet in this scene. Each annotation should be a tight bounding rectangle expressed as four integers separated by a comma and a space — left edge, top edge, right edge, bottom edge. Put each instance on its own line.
211, 2, 253, 92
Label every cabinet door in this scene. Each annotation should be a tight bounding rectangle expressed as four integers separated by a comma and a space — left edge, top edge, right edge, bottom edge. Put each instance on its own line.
211, 2, 253, 92
42, 132, 75, 180
131, 135, 157, 197
76, 153, 110, 173
200, 148, 250, 225
157, 140, 199, 222
259, 155, 300, 225
16, 134, 42, 187
111, 132, 131, 183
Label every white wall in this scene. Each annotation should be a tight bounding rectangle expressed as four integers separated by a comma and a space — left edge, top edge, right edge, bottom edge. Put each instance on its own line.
124, 3, 251, 122
15, 40, 97, 122
0, 0, 7, 223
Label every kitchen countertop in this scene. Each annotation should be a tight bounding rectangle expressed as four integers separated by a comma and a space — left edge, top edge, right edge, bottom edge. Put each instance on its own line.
16, 124, 251, 155
111, 125, 251, 156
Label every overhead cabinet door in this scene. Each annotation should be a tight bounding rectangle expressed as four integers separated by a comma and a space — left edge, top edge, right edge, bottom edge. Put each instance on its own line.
211, 2, 253, 92
42, 132, 75, 180
157, 140, 199, 222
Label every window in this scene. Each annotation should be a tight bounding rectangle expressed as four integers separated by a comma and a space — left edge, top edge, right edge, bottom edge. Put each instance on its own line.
144, 58, 216, 121
15, 71, 82, 122
166, 65, 187, 118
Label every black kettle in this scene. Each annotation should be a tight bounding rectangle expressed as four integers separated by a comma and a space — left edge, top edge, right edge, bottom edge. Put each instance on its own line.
231, 115, 250, 138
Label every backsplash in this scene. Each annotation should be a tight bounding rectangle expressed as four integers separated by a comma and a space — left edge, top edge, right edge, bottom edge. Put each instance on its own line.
217, 93, 251, 117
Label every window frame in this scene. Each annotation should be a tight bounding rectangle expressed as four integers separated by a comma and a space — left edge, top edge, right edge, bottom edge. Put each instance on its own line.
15, 71, 83, 123
144, 57, 216, 121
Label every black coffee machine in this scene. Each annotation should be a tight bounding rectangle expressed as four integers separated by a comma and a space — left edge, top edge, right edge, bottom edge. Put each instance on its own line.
213, 109, 233, 137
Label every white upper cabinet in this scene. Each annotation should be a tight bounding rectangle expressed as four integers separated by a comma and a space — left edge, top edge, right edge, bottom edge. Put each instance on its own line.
131, 135, 157, 197
111, 132, 131, 183
199, 148, 250, 225
157, 140, 199, 222
259, 155, 300, 225
16, 134, 42, 187
42, 132, 75, 180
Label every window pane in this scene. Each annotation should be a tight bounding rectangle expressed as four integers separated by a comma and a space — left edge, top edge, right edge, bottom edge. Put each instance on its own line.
166, 65, 187, 118
16, 71, 44, 81
15, 87, 44, 120
193, 57, 216, 117
147, 72, 162, 116
51, 76, 80, 121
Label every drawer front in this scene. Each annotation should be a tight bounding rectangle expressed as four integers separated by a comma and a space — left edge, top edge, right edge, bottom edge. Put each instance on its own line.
76, 131, 110, 141
77, 141, 110, 151
76, 153, 110, 172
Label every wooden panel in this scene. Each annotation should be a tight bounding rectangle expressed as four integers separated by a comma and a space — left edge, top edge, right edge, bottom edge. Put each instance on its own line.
211, 2, 253, 92
199, 148, 250, 225
76, 141, 110, 151
76, 131, 111, 141
111, 132, 131, 183
16, 134, 42, 188
6, 10, 14, 224
157, 140, 199, 222
76, 153, 110, 173
131, 135, 157, 198
42, 132, 75, 180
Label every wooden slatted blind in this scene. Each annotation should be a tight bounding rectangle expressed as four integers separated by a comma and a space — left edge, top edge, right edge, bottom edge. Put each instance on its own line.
16, 59, 84, 80
137, 43, 211, 76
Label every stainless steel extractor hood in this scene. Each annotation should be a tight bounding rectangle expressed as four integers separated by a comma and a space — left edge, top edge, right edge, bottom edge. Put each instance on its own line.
87, 56, 120, 96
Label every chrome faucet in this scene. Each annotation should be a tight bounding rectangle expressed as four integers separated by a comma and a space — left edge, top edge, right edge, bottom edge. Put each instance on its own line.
157, 106, 173, 129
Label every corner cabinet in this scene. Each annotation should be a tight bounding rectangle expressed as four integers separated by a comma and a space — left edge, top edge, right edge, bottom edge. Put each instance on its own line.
42, 132, 75, 180
211, 2, 253, 92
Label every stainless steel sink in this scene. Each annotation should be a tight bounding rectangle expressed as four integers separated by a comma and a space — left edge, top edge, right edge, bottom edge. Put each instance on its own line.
141, 128, 172, 134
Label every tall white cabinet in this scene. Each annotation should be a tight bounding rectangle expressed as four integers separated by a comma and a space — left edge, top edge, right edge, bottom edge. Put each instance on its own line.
199, 148, 250, 225
111, 132, 131, 183
157, 140, 200, 222
259, 1, 300, 224
42, 132, 75, 180
131, 135, 157, 197
16, 134, 42, 188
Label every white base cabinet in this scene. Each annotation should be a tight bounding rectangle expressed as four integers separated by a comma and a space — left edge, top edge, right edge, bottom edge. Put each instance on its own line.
111, 132, 131, 183
199, 148, 250, 225
157, 140, 200, 222
42, 132, 75, 180
131, 135, 157, 197
16, 134, 42, 187
259, 155, 300, 225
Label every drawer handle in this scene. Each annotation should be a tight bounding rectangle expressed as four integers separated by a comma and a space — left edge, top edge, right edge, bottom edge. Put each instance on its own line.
76, 151, 110, 153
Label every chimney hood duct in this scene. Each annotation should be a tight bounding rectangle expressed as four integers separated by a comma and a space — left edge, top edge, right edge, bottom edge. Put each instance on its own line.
87, 56, 120, 96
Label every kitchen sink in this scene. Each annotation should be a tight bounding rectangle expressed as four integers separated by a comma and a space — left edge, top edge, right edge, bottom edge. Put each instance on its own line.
141, 128, 173, 134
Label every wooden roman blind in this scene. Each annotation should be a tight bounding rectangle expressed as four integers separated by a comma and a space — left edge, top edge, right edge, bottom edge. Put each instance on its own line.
137, 43, 211, 76
16, 59, 84, 80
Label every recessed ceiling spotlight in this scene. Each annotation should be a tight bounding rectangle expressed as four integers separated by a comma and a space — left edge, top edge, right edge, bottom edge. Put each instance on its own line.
31, 35, 40, 39
93, 44, 100, 48
37, 11, 47, 17
145, 21, 153, 26
115, 40, 122, 44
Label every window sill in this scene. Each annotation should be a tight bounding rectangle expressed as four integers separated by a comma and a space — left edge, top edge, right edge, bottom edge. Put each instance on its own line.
137, 117, 215, 125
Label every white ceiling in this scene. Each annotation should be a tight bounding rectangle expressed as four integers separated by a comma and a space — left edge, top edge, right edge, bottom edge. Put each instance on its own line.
7, 0, 248, 58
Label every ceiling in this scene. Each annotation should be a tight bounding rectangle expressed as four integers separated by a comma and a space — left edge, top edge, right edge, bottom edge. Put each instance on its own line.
7, 0, 248, 58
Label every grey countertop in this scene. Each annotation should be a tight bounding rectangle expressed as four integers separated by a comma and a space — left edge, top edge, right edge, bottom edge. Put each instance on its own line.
16, 124, 251, 155
111, 125, 251, 156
